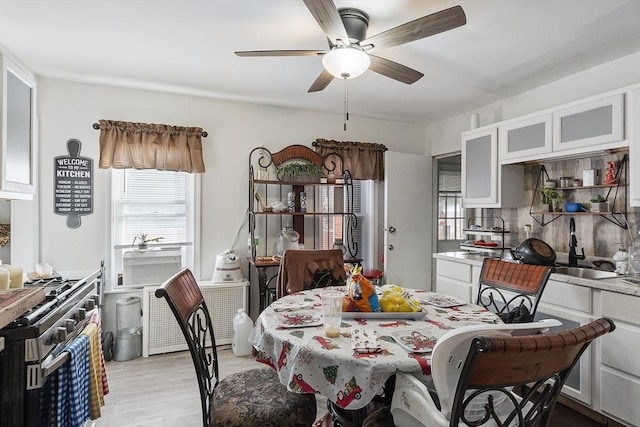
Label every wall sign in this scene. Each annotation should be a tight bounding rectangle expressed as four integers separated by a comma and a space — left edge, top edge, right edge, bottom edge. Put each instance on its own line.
54, 139, 93, 228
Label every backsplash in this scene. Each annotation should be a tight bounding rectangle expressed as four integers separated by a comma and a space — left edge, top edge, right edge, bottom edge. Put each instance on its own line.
490, 151, 639, 259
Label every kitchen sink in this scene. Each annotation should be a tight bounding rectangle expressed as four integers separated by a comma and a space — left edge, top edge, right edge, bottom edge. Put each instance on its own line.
552, 266, 620, 280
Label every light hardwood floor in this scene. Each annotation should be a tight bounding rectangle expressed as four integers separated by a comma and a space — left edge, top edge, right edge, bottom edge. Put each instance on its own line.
95, 345, 328, 427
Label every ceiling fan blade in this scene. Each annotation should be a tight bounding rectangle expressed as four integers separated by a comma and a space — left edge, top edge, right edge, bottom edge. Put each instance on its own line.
362, 5, 466, 52
303, 0, 350, 45
235, 50, 326, 57
308, 69, 334, 92
368, 55, 424, 85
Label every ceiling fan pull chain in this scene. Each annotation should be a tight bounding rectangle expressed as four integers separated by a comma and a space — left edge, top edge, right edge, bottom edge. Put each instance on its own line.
344, 77, 349, 131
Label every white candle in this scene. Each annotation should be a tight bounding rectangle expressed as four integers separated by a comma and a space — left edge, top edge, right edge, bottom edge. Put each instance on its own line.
0, 266, 9, 290
3, 265, 24, 288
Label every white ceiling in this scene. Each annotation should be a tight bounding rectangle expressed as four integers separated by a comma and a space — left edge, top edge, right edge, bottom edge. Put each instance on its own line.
1, 0, 639, 124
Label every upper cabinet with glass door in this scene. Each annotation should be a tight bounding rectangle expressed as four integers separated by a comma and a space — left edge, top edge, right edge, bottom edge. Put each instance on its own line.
499, 113, 552, 164
462, 126, 523, 208
0, 53, 36, 200
552, 92, 625, 154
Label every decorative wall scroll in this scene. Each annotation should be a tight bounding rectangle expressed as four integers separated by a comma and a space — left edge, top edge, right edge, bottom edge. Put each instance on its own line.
54, 139, 93, 228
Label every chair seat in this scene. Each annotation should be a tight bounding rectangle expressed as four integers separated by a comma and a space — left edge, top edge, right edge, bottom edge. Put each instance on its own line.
362, 405, 395, 427
211, 368, 317, 427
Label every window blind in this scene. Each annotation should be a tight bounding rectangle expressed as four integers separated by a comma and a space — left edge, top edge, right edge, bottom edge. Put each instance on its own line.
112, 169, 192, 246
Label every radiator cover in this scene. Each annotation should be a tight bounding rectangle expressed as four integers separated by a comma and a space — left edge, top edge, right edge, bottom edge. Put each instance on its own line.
142, 281, 249, 357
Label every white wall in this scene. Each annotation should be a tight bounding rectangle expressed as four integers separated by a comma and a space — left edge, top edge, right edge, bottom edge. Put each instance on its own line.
428, 52, 640, 156
33, 78, 426, 324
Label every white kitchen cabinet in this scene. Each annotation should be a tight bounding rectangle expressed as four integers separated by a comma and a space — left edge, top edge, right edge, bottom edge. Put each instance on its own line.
462, 126, 523, 208
629, 87, 640, 207
499, 113, 552, 164
552, 93, 625, 153
599, 291, 640, 427
0, 53, 36, 200
536, 279, 594, 405
434, 258, 482, 303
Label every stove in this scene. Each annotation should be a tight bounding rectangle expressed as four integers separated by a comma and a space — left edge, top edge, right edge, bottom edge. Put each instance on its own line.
0, 264, 104, 427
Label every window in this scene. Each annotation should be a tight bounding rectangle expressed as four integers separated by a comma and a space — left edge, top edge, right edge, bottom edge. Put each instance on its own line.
110, 168, 198, 287
435, 155, 465, 252
317, 179, 376, 269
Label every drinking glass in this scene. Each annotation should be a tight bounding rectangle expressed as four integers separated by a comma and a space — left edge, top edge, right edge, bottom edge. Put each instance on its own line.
321, 290, 343, 338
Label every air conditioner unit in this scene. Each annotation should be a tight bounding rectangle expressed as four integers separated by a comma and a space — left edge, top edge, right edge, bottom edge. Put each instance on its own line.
123, 248, 182, 287
142, 281, 249, 357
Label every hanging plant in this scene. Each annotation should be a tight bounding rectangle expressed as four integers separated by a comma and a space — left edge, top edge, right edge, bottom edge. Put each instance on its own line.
275, 162, 323, 182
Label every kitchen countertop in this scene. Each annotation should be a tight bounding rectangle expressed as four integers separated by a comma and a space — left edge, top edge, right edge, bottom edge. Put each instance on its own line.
434, 252, 640, 297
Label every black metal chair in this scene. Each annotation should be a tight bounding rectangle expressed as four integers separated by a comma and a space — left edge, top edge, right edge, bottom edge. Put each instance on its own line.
363, 318, 615, 427
155, 268, 316, 427
476, 258, 552, 323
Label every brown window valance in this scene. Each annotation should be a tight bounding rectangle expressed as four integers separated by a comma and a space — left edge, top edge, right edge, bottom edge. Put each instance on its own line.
97, 119, 205, 173
313, 138, 387, 180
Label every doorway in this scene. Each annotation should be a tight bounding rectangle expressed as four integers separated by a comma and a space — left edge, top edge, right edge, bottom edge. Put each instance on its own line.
434, 154, 465, 253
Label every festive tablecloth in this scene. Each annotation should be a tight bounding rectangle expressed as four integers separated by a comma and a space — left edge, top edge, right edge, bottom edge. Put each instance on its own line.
249, 287, 500, 410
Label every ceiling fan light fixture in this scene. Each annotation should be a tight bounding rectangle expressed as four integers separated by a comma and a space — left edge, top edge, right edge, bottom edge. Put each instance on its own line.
322, 46, 370, 79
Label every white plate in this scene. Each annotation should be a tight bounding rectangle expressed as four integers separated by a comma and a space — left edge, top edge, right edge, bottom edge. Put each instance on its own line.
341, 310, 427, 320
275, 313, 323, 328
420, 295, 467, 308
391, 330, 438, 353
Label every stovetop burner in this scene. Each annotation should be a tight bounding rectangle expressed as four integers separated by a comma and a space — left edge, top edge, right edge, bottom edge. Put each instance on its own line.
24, 277, 76, 301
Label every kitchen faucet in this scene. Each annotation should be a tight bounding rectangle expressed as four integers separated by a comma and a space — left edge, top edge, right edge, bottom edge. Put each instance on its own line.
568, 217, 585, 266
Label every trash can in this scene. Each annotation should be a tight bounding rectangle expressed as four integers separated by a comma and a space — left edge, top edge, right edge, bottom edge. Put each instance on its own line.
114, 296, 142, 361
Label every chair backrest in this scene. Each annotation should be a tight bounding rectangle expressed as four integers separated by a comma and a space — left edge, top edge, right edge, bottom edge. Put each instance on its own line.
276, 249, 346, 298
448, 318, 615, 427
430, 319, 562, 421
155, 268, 218, 427
476, 258, 552, 322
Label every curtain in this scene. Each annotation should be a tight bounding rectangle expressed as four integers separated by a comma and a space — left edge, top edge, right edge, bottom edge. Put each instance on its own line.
314, 138, 387, 180
97, 120, 205, 173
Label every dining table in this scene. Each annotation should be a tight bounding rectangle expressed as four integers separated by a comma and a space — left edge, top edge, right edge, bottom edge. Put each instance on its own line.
249, 286, 501, 423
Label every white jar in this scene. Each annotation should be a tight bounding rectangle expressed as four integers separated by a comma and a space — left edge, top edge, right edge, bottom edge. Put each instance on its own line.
612, 245, 628, 275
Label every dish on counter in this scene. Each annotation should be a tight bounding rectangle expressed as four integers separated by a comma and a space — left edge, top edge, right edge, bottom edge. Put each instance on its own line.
275, 312, 323, 328
420, 295, 466, 308
391, 330, 438, 353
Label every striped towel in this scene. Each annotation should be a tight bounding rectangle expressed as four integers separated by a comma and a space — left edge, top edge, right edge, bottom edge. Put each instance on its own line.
81, 323, 104, 419
57, 334, 90, 427
89, 313, 109, 396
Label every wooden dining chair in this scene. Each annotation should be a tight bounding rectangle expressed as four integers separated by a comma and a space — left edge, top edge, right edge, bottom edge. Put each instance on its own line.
276, 249, 347, 299
364, 318, 615, 427
476, 258, 552, 322
155, 268, 316, 427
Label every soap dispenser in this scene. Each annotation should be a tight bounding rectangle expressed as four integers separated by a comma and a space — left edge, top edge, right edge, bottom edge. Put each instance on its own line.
612, 243, 628, 275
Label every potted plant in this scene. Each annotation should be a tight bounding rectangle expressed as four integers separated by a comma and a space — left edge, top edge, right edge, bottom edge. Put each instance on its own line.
132, 232, 164, 249
275, 162, 323, 182
540, 187, 564, 212
590, 194, 610, 212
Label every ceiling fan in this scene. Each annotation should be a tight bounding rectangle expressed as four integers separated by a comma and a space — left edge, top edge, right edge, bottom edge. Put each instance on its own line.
235, 0, 466, 92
